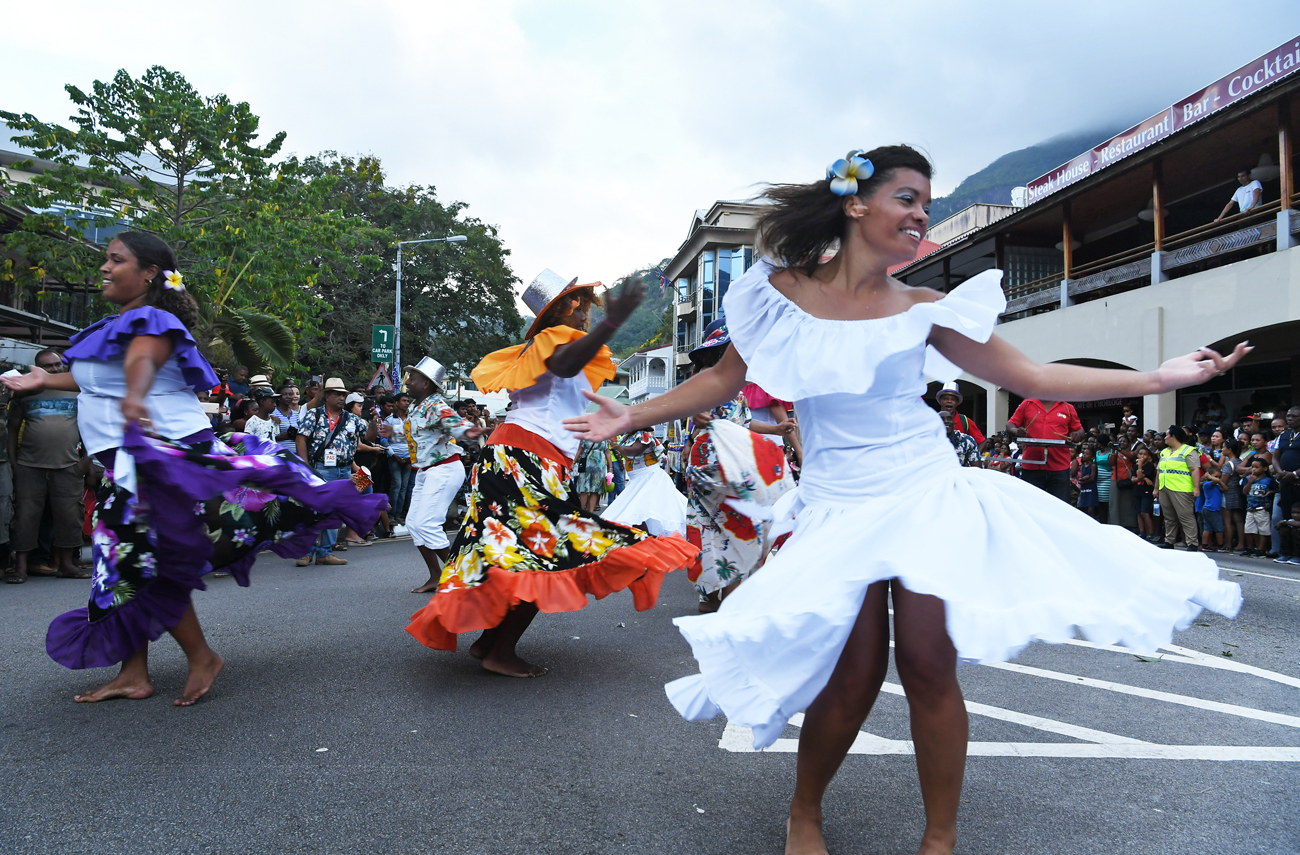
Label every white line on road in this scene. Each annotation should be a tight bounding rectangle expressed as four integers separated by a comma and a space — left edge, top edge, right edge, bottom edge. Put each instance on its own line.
983, 661, 1300, 728
718, 724, 1300, 761
1052, 638, 1300, 690
1222, 567, 1300, 583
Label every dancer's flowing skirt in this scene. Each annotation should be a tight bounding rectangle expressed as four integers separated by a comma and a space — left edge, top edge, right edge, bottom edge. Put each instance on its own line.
46, 426, 386, 669
406, 441, 697, 651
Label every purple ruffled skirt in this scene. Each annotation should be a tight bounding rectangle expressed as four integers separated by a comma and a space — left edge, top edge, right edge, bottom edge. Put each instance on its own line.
47, 425, 386, 669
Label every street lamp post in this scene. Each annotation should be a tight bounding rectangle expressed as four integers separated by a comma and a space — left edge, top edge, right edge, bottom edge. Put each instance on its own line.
394, 235, 467, 387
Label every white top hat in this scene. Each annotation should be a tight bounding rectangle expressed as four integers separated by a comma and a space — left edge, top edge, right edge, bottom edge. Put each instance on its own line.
935, 381, 962, 404
406, 356, 448, 393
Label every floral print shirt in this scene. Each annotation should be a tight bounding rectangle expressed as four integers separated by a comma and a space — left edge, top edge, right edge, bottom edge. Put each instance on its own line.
948, 430, 981, 467
298, 406, 368, 467
618, 430, 665, 473
406, 394, 473, 468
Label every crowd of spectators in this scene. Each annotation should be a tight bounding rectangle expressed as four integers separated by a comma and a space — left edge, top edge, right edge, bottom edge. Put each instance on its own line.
2, 354, 506, 582
936, 388, 1300, 565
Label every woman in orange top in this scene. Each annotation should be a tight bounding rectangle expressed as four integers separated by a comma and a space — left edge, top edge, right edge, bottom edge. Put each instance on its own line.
406, 270, 697, 677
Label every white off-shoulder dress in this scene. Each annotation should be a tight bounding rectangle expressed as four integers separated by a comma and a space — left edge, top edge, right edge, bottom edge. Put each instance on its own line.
665, 259, 1243, 750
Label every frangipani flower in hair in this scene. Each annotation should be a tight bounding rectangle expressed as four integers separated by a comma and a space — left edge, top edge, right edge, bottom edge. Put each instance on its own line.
826, 150, 874, 197
163, 270, 185, 291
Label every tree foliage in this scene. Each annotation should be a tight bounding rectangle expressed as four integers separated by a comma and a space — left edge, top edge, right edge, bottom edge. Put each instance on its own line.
0, 66, 355, 369
590, 262, 674, 359
299, 153, 524, 387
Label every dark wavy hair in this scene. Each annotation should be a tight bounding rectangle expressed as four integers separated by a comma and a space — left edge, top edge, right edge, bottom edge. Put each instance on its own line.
756, 145, 934, 274
112, 231, 199, 329
535, 287, 604, 334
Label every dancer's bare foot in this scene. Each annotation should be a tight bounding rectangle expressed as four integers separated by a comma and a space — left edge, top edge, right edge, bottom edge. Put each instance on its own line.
411, 579, 439, 594
786, 814, 828, 855
915, 830, 956, 855
74, 674, 154, 703
174, 652, 224, 706
480, 649, 548, 678
467, 629, 499, 660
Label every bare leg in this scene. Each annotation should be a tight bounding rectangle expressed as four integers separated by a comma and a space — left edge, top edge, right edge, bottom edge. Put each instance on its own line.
892, 581, 967, 855
412, 545, 447, 594
54, 546, 88, 577
787, 581, 890, 855
74, 645, 154, 702
168, 604, 224, 706
480, 602, 546, 677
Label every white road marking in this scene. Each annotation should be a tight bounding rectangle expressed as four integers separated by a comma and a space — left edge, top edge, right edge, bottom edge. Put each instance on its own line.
718, 724, 1300, 761
1054, 638, 1300, 690
1222, 567, 1300, 583
984, 661, 1300, 728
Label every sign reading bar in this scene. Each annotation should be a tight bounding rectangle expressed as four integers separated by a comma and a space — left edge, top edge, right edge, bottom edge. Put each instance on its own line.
1028, 36, 1300, 205
371, 325, 395, 363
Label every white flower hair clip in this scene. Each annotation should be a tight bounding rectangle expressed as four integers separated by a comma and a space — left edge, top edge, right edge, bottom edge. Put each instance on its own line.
163, 270, 185, 292
826, 150, 874, 196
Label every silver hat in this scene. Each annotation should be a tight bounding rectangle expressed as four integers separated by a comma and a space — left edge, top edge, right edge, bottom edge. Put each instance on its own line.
521, 269, 578, 317
406, 356, 447, 393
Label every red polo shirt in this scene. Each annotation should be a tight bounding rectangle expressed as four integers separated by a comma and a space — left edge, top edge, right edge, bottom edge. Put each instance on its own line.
1008, 399, 1081, 471
952, 413, 985, 445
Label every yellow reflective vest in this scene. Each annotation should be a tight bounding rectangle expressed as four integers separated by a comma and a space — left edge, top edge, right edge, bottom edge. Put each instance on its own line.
1158, 445, 1197, 493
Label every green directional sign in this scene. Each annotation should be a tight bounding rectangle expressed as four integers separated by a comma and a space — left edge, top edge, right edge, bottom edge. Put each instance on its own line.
371, 325, 395, 363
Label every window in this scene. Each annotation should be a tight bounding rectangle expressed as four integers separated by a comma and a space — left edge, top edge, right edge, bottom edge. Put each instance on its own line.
701, 251, 715, 326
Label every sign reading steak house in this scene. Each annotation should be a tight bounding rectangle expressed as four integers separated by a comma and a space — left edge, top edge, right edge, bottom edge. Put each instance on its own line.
1028, 37, 1300, 204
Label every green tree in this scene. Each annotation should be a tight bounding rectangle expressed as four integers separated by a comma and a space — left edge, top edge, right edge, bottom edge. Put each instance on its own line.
298, 153, 524, 388
591, 263, 674, 359
1, 66, 355, 369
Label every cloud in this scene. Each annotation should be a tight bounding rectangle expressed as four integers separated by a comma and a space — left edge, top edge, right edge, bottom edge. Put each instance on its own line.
4, 0, 1299, 291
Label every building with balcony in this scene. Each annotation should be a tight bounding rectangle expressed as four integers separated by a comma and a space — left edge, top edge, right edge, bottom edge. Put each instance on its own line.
894, 36, 1300, 436
620, 344, 672, 405
664, 201, 762, 382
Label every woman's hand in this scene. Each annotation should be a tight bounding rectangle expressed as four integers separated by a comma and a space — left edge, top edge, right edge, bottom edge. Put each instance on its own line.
464, 425, 487, 439
775, 417, 797, 437
1155, 342, 1252, 392
3, 366, 49, 394
564, 392, 634, 441
693, 411, 714, 427
120, 395, 151, 427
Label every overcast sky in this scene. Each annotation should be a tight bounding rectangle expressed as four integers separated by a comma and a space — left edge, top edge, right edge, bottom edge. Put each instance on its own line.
5, 1, 1300, 293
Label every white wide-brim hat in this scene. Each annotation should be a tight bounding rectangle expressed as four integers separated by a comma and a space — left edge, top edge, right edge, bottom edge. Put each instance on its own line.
522, 268, 599, 339
323, 377, 348, 393
406, 356, 448, 393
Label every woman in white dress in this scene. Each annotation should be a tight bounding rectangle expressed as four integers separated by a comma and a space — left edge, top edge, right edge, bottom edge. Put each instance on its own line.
567, 146, 1248, 855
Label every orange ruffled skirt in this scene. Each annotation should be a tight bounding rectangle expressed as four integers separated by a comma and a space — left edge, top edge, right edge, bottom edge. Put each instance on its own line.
406, 436, 697, 651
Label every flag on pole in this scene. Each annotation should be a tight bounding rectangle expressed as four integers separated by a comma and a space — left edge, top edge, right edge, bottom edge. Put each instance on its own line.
656, 269, 670, 294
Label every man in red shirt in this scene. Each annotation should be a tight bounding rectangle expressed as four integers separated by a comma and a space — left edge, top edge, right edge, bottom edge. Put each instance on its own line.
1007, 398, 1086, 502
935, 382, 985, 445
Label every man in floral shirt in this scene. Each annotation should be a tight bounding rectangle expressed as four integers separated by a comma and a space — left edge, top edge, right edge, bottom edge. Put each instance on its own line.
295, 378, 378, 566
387, 357, 485, 593
940, 410, 982, 468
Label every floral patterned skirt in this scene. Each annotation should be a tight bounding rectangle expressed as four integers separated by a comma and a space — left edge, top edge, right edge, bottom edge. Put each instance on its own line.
406, 439, 698, 651
46, 426, 387, 669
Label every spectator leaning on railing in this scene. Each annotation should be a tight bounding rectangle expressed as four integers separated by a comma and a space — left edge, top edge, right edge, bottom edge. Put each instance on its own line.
1214, 168, 1263, 222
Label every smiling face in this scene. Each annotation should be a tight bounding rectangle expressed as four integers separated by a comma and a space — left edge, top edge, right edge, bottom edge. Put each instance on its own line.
99, 239, 156, 308
847, 168, 931, 267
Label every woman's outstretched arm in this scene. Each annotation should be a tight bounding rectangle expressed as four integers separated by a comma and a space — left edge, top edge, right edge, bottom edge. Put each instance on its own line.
566, 345, 749, 441
929, 327, 1251, 401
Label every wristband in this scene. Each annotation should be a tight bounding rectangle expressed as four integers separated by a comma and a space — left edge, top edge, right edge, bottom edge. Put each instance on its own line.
601, 318, 618, 332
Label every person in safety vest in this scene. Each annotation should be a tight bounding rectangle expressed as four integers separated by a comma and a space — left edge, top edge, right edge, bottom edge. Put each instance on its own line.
1157, 424, 1202, 550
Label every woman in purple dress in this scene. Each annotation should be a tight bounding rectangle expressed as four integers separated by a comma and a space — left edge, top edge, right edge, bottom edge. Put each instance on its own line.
5, 232, 385, 706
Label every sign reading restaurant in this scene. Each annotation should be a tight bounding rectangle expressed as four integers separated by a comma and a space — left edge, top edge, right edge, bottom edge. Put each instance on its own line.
1027, 37, 1300, 204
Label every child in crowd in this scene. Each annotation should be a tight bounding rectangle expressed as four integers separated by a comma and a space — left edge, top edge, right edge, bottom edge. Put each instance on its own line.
1076, 447, 1098, 517
1134, 446, 1157, 541
1198, 462, 1224, 552
1242, 456, 1276, 557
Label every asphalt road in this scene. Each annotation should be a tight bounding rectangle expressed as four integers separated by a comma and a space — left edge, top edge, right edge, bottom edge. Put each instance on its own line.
1, 540, 1297, 854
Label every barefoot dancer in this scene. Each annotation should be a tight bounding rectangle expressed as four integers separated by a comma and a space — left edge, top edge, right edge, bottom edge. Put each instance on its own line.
567, 146, 1247, 855
7, 232, 385, 706
394, 356, 486, 594
405, 270, 696, 677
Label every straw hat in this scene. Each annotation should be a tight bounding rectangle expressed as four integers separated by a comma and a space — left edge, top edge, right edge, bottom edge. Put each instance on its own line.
248, 373, 273, 391
406, 356, 448, 393
323, 377, 348, 393
522, 268, 598, 339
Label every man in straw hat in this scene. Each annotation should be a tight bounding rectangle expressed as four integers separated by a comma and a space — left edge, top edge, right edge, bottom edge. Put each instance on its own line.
296, 378, 380, 566
381, 356, 486, 593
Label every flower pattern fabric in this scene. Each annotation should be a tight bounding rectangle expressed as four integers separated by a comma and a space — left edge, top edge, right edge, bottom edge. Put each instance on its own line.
298, 407, 367, 466
405, 394, 472, 468
618, 430, 664, 473
948, 431, 981, 467
436, 443, 648, 594
574, 439, 610, 494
